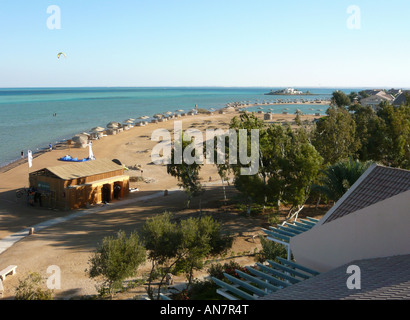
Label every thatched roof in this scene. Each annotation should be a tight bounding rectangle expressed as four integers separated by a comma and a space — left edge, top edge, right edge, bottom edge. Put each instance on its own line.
107, 121, 121, 128
91, 127, 105, 132
72, 134, 88, 143
32, 158, 124, 180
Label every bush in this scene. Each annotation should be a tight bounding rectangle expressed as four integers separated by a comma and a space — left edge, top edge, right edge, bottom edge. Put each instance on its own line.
87, 230, 146, 298
14, 272, 53, 300
186, 279, 220, 300
207, 261, 250, 280
256, 236, 288, 263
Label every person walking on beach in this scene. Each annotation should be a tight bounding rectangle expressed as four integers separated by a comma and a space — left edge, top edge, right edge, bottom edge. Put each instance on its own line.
49, 143, 53, 151
21, 150, 24, 159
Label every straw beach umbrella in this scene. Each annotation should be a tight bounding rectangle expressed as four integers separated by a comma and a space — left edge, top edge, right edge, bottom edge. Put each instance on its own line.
106, 121, 121, 135
123, 119, 134, 129
107, 121, 120, 128
91, 126, 105, 132
90, 126, 105, 139
72, 134, 88, 148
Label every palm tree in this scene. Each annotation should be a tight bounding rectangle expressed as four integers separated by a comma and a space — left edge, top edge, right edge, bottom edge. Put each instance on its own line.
313, 158, 373, 202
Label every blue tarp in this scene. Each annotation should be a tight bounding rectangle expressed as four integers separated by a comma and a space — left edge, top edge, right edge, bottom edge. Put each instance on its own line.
58, 155, 91, 162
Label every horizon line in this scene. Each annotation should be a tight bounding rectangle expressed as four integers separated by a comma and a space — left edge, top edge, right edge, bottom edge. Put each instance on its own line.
1, 85, 409, 90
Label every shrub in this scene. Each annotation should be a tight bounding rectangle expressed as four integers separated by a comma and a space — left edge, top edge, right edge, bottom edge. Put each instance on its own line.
87, 230, 146, 299
208, 261, 250, 280
14, 272, 53, 300
256, 236, 288, 263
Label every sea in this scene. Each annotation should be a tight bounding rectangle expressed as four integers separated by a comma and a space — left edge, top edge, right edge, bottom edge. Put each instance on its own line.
0, 87, 354, 167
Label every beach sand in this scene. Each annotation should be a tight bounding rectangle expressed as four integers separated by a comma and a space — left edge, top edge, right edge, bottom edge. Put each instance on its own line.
0, 111, 324, 299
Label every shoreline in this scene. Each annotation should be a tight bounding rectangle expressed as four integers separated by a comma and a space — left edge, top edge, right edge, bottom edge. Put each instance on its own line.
0, 102, 329, 172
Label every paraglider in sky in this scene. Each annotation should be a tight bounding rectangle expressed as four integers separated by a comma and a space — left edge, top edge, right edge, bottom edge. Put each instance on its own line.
57, 52, 67, 59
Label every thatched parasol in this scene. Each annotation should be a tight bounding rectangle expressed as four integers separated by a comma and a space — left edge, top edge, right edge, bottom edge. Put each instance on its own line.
107, 121, 120, 128
91, 126, 105, 133
72, 134, 89, 147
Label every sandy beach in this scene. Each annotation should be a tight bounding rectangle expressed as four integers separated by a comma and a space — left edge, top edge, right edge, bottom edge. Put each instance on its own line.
0, 110, 324, 299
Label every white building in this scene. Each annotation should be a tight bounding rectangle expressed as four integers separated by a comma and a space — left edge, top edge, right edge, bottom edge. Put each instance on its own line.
360, 91, 394, 110
284, 88, 303, 95
290, 164, 410, 272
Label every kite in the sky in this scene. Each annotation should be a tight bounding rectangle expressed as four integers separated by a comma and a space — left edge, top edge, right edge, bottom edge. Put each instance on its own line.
57, 52, 67, 59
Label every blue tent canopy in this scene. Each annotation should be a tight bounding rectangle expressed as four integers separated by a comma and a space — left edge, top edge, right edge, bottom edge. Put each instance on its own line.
58, 155, 91, 162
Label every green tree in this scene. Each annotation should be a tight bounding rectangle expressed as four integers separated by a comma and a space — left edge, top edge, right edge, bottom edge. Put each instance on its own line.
208, 134, 232, 203
331, 90, 351, 108
312, 158, 373, 202
229, 113, 322, 215
312, 106, 360, 165
348, 91, 359, 102
358, 90, 370, 98
140, 212, 232, 299
256, 236, 288, 263
87, 230, 146, 298
14, 272, 54, 300
353, 105, 386, 162
229, 113, 266, 212
375, 102, 410, 169
264, 125, 323, 214
176, 216, 233, 290
167, 132, 203, 208
140, 212, 181, 300
294, 113, 302, 126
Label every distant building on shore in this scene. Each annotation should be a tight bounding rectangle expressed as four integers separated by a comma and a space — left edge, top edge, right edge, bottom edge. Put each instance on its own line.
393, 91, 409, 107
387, 88, 402, 97
360, 90, 394, 110
265, 88, 310, 95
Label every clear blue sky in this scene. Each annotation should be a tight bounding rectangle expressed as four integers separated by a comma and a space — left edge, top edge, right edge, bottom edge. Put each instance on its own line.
1, 0, 409, 88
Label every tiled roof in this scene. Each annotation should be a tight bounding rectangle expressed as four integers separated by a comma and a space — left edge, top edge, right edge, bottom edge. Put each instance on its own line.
393, 92, 408, 106
323, 165, 410, 224
259, 254, 410, 300
375, 91, 394, 100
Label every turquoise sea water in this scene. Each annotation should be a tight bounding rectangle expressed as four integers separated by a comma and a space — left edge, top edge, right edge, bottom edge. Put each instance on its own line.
0, 87, 347, 167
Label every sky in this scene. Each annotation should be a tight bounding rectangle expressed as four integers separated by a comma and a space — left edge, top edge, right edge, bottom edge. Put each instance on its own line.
0, 0, 409, 88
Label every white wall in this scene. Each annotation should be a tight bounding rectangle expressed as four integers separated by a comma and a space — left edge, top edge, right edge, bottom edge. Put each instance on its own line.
290, 190, 410, 272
